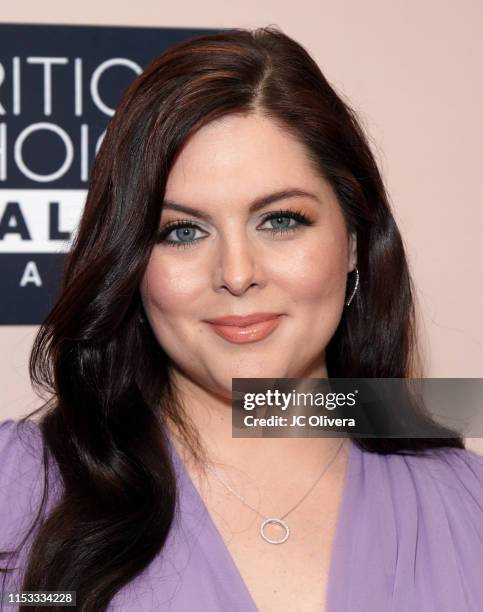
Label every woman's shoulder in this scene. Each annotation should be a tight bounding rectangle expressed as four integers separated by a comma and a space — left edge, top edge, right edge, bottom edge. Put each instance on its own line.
0, 418, 49, 548
383, 443, 483, 487
353, 442, 483, 527
0, 418, 44, 484
346, 443, 483, 608
398, 444, 483, 487
380, 444, 483, 523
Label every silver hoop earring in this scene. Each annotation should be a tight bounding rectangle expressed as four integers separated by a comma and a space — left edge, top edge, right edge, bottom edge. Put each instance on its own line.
345, 266, 359, 307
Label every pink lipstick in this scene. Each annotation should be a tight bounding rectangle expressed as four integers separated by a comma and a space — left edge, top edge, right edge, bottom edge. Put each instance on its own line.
204, 313, 283, 344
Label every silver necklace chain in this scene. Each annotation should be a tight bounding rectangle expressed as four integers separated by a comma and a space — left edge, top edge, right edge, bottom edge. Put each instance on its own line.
205, 439, 346, 544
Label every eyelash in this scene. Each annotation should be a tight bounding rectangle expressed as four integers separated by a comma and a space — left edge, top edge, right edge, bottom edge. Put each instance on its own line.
156, 208, 314, 249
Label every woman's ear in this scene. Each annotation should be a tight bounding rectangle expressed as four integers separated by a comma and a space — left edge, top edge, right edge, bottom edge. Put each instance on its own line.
348, 232, 357, 271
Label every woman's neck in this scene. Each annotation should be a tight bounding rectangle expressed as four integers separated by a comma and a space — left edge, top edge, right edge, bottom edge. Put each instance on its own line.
164, 368, 350, 493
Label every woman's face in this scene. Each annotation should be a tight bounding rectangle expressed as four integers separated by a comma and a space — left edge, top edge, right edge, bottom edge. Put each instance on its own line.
140, 112, 357, 399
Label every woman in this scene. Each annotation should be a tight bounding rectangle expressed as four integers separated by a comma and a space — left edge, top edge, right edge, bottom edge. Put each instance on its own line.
1, 26, 482, 612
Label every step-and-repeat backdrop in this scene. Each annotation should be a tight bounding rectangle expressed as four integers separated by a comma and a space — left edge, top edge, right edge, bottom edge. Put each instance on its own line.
0, 23, 216, 325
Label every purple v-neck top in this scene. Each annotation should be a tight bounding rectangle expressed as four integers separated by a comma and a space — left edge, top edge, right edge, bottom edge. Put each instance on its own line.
1, 418, 482, 611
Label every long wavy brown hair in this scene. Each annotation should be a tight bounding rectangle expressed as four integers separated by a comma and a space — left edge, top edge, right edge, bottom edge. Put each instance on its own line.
1, 26, 463, 611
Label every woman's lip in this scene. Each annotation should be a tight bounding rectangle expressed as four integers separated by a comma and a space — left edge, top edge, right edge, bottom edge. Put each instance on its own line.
205, 313, 282, 326
207, 315, 282, 344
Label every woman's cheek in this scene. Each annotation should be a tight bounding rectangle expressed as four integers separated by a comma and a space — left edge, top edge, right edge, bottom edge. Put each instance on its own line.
272, 241, 347, 302
141, 255, 204, 312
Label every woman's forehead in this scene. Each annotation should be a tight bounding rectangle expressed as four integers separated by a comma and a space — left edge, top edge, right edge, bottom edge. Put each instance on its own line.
163, 114, 330, 214
168, 114, 313, 175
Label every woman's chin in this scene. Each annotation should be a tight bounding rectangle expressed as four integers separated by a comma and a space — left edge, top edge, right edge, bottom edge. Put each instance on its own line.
213, 367, 288, 396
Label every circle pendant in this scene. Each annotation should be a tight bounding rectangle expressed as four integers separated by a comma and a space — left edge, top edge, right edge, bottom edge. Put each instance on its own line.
260, 518, 290, 544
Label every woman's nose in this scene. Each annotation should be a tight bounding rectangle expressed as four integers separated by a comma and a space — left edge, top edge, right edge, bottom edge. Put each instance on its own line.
214, 233, 262, 295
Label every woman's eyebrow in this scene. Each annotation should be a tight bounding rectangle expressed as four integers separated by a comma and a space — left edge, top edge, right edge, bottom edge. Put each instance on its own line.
161, 188, 320, 222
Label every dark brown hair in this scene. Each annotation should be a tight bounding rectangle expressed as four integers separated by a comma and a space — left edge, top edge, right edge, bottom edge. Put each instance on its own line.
1, 26, 463, 611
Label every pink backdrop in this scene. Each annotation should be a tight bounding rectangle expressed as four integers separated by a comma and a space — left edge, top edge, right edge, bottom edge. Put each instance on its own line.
1, 0, 482, 452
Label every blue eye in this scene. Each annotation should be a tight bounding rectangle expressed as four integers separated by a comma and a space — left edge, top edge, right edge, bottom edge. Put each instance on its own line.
156, 209, 313, 249
260, 210, 312, 233
156, 221, 207, 248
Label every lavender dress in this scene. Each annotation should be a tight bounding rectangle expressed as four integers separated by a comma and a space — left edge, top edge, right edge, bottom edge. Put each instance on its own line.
1, 418, 482, 611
